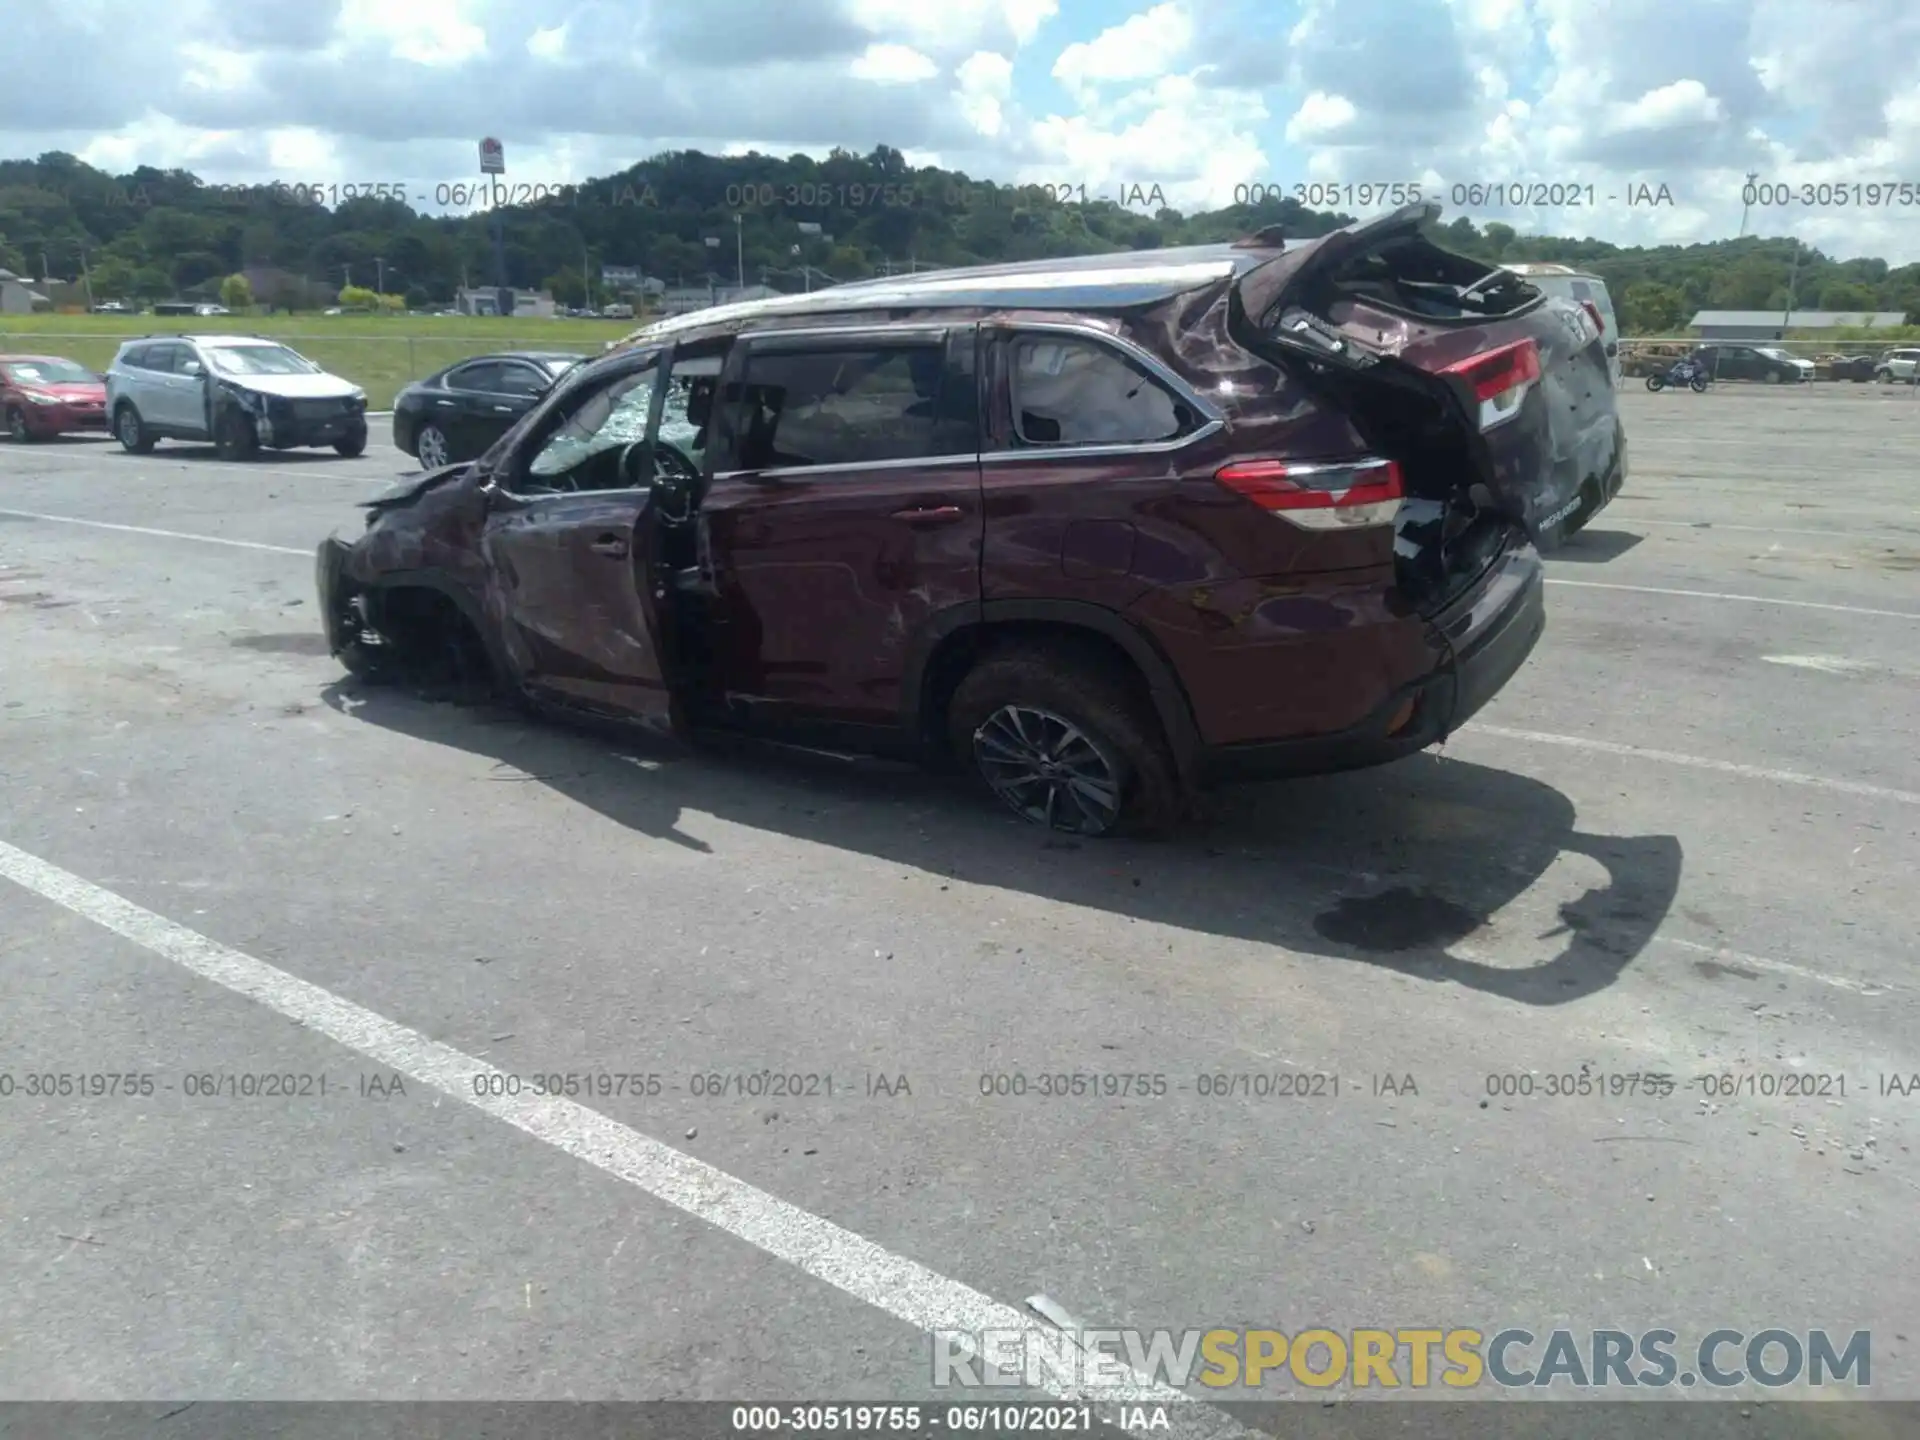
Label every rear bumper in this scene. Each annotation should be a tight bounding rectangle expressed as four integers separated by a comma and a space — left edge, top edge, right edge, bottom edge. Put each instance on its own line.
1195, 540, 1545, 785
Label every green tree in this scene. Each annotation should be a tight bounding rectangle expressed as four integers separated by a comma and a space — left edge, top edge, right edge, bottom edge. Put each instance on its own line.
337, 284, 378, 310
1622, 281, 1687, 335
1816, 281, 1876, 311
219, 272, 253, 310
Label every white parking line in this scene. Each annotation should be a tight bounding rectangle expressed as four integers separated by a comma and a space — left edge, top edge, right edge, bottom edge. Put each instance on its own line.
0, 509, 308, 555
1545, 577, 1920, 620
0, 837, 1250, 1439
1463, 724, 1920, 806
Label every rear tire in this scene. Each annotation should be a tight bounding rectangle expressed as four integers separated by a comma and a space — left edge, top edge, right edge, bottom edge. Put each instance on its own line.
215, 409, 258, 461
1644, 375, 1665, 391
114, 403, 155, 453
334, 426, 368, 458
4, 407, 33, 443
415, 422, 451, 469
1689, 376, 1709, 393
947, 645, 1184, 838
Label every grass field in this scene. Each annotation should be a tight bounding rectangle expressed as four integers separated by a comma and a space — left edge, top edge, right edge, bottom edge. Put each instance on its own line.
0, 313, 640, 409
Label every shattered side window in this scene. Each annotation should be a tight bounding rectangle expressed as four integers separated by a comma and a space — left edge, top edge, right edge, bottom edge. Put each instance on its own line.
1008, 336, 1191, 447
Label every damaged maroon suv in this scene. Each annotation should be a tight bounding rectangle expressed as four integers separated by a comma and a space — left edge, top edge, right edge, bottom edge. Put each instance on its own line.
317, 204, 1625, 837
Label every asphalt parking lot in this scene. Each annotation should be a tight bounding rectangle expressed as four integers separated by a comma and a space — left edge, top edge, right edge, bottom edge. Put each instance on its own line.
2, 387, 1918, 1425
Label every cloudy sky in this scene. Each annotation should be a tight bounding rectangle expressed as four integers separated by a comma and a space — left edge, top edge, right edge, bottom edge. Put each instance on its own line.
5, 0, 1920, 259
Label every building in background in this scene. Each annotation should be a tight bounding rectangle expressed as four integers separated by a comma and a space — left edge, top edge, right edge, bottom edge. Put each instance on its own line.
0, 269, 51, 314
454, 286, 557, 318
1689, 309, 1908, 341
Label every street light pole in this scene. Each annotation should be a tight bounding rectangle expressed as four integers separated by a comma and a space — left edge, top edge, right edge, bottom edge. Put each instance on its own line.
734, 213, 744, 291
1739, 171, 1759, 238
375, 255, 385, 298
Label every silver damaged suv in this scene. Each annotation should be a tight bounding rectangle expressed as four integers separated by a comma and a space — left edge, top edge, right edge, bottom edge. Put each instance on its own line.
105, 335, 369, 460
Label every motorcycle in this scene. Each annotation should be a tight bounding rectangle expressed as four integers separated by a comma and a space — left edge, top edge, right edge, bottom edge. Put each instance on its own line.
1646, 357, 1710, 393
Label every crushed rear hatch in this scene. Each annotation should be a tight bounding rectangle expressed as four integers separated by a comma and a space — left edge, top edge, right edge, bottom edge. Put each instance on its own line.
1225, 203, 1624, 610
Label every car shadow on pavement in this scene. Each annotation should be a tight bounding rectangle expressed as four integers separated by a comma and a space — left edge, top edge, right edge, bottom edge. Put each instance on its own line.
1553, 528, 1644, 562
319, 682, 1683, 1008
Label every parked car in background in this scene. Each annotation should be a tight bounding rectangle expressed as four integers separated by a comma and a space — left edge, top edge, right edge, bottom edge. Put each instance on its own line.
105, 335, 369, 459
1874, 348, 1920, 383
1502, 264, 1621, 385
1, 355, 109, 441
1822, 354, 1878, 382
391, 351, 586, 469
320, 203, 1624, 837
1694, 344, 1814, 383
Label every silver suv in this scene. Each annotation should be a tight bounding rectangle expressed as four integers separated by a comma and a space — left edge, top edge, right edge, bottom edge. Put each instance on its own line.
105, 335, 369, 460
1874, 348, 1920, 383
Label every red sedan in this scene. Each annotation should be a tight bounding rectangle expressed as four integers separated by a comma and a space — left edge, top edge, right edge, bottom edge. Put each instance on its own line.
2, 355, 110, 441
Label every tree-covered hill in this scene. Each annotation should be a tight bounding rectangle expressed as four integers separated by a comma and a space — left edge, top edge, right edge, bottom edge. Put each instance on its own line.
4, 145, 1917, 334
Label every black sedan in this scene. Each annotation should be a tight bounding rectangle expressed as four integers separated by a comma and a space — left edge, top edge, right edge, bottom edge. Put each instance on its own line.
392, 351, 585, 468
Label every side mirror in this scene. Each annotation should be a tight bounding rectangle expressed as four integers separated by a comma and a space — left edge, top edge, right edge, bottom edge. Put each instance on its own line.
181, 360, 203, 377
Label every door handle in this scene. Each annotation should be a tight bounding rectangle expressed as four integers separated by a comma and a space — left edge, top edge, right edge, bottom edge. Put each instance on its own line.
493, 405, 514, 413
434, 399, 457, 408
590, 534, 629, 558
890, 504, 965, 525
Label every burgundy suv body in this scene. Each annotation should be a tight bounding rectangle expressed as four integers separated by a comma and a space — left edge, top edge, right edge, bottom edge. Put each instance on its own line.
318, 205, 1626, 835
1, 355, 109, 441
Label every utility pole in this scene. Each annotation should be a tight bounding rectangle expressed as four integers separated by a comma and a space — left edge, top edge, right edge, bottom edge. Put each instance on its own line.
733, 213, 744, 290
375, 256, 385, 299
1782, 240, 1801, 334
582, 238, 593, 313
1739, 171, 1759, 238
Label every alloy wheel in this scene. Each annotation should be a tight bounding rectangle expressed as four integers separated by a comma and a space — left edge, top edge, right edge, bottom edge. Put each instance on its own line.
417, 425, 449, 469
972, 704, 1124, 835
6, 409, 25, 442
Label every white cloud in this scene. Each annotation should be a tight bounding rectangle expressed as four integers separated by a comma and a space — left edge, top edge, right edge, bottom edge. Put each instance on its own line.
845, 0, 1057, 53
1610, 78, 1723, 132
1027, 72, 1267, 210
954, 51, 1015, 137
526, 25, 568, 61
851, 43, 940, 82
1284, 91, 1358, 144
337, 0, 487, 67
1052, 3, 1193, 94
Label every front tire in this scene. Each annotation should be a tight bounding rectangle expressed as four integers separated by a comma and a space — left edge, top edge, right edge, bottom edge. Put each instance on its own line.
114, 403, 155, 453
1689, 376, 1709, 393
215, 409, 258, 461
947, 646, 1184, 838
414, 422, 450, 469
1644, 375, 1665, 391
334, 426, 368, 458
4, 406, 33, 443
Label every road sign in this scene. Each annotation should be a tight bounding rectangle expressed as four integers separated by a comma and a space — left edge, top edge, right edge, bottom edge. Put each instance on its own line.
479, 137, 505, 175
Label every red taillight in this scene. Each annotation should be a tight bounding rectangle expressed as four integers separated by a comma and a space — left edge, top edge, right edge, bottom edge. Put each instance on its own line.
1214, 457, 1403, 529
1441, 337, 1541, 430
1580, 299, 1605, 334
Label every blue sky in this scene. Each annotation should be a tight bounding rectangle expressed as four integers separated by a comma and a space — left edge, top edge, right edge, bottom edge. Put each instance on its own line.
4, 0, 1919, 260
